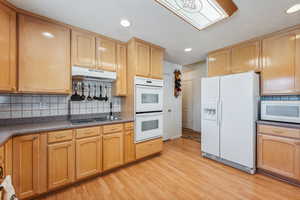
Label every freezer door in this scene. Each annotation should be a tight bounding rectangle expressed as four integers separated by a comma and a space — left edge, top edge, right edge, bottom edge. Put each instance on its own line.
219, 72, 259, 168
201, 77, 220, 156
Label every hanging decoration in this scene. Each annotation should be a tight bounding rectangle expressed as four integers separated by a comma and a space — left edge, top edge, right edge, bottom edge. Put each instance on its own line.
174, 70, 182, 97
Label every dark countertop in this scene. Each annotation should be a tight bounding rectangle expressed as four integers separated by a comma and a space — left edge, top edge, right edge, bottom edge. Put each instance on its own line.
256, 120, 300, 129
0, 117, 134, 145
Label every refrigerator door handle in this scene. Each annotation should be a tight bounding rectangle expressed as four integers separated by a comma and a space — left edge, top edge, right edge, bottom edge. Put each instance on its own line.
219, 100, 223, 126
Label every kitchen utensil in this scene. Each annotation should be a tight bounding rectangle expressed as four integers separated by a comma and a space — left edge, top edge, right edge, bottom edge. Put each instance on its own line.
80, 82, 85, 100
93, 85, 98, 100
104, 85, 109, 102
98, 85, 104, 101
87, 84, 93, 101
71, 82, 81, 101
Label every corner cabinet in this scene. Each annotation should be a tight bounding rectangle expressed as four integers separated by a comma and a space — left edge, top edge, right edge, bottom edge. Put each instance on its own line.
71, 30, 96, 68
261, 31, 297, 95
18, 14, 71, 94
208, 49, 231, 77
0, 3, 16, 92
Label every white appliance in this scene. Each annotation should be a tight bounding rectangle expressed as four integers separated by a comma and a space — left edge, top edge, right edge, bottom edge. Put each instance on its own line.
72, 66, 116, 80
201, 72, 259, 174
261, 101, 300, 123
135, 77, 164, 143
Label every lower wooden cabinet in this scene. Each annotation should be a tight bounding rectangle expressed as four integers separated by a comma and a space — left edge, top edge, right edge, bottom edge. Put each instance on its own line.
257, 129, 300, 181
136, 138, 163, 159
103, 132, 124, 171
76, 136, 102, 179
48, 141, 75, 190
124, 130, 135, 163
13, 134, 40, 199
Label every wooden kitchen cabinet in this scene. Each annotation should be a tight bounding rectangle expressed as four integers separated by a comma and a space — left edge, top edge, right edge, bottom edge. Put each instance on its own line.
48, 141, 75, 190
261, 31, 296, 95
13, 134, 40, 199
0, 139, 12, 182
113, 43, 127, 96
71, 30, 96, 68
208, 49, 231, 77
96, 37, 116, 71
231, 41, 260, 74
0, 3, 16, 92
257, 133, 300, 180
76, 136, 102, 180
124, 130, 135, 163
18, 14, 71, 94
150, 46, 164, 79
136, 138, 163, 159
103, 132, 124, 171
135, 41, 151, 77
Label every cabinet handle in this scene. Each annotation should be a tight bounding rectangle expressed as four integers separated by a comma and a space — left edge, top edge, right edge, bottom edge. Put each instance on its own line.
33, 136, 38, 140
0, 167, 3, 178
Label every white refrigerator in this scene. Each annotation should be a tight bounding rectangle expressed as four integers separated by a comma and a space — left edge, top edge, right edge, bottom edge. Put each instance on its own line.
201, 72, 259, 174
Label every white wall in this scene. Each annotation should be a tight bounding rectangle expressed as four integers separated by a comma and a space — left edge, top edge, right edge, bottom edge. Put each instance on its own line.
163, 61, 182, 140
182, 61, 207, 132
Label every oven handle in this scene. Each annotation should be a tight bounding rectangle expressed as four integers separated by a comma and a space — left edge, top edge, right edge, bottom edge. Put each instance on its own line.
136, 111, 163, 117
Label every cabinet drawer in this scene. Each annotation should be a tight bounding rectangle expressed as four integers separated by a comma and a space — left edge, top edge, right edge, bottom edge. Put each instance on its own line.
75, 127, 101, 139
136, 138, 163, 159
258, 125, 300, 139
124, 122, 134, 130
48, 130, 73, 143
103, 124, 123, 134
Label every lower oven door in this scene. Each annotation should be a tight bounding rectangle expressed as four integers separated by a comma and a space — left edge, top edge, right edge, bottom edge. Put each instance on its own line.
135, 112, 163, 143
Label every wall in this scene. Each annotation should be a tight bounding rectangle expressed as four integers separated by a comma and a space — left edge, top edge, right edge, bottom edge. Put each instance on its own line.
163, 61, 182, 140
0, 80, 121, 119
182, 60, 207, 132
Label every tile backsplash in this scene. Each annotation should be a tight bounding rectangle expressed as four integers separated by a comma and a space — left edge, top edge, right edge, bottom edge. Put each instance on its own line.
0, 81, 121, 119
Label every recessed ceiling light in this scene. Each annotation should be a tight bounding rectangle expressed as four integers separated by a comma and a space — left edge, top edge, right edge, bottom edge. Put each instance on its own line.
184, 48, 192, 52
120, 19, 131, 27
286, 4, 300, 14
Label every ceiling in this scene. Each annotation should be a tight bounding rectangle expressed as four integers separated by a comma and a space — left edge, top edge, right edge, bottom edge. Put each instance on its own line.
7, 0, 300, 65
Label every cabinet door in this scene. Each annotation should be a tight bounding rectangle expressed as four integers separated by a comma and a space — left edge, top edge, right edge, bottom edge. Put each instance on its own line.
258, 134, 300, 180
208, 50, 231, 77
103, 132, 123, 171
150, 46, 164, 79
262, 32, 296, 95
114, 44, 127, 96
0, 3, 16, 92
231, 41, 260, 73
124, 130, 135, 163
295, 31, 300, 92
13, 134, 40, 199
71, 30, 95, 68
48, 141, 75, 190
76, 136, 102, 180
96, 37, 116, 71
18, 14, 71, 94
135, 41, 150, 77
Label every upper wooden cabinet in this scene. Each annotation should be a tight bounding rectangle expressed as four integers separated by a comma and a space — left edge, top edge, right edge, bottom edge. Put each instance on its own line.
208, 49, 231, 77
128, 38, 164, 79
96, 37, 116, 71
113, 43, 127, 96
18, 14, 71, 94
0, 3, 16, 92
150, 46, 164, 79
13, 134, 40, 199
231, 41, 260, 73
71, 30, 96, 68
261, 31, 296, 95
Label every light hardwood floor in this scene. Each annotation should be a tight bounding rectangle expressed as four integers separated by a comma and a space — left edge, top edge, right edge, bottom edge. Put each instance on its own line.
39, 138, 300, 200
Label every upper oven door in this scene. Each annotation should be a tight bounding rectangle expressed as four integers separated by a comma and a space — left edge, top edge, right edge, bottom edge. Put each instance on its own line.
135, 112, 163, 143
261, 101, 300, 123
136, 85, 163, 113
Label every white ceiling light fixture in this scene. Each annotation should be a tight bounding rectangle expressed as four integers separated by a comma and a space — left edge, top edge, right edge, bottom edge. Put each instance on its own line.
286, 4, 300, 14
155, 0, 238, 30
120, 19, 131, 27
184, 48, 192, 52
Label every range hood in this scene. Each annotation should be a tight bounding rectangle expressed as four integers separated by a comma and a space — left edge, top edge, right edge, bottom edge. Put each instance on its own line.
72, 66, 116, 81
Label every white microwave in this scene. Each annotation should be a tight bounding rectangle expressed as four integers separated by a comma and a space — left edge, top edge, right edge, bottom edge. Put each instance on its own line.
261, 101, 300, 123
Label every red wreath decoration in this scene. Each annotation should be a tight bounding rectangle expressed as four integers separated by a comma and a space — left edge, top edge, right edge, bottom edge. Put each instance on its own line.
174, 70, 182, 97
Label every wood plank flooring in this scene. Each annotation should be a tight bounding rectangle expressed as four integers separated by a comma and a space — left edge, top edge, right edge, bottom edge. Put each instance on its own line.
40, 138, 300, 200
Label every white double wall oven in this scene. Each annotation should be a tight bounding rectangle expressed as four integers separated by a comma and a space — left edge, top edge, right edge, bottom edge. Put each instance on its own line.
135, 77, 164, 143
